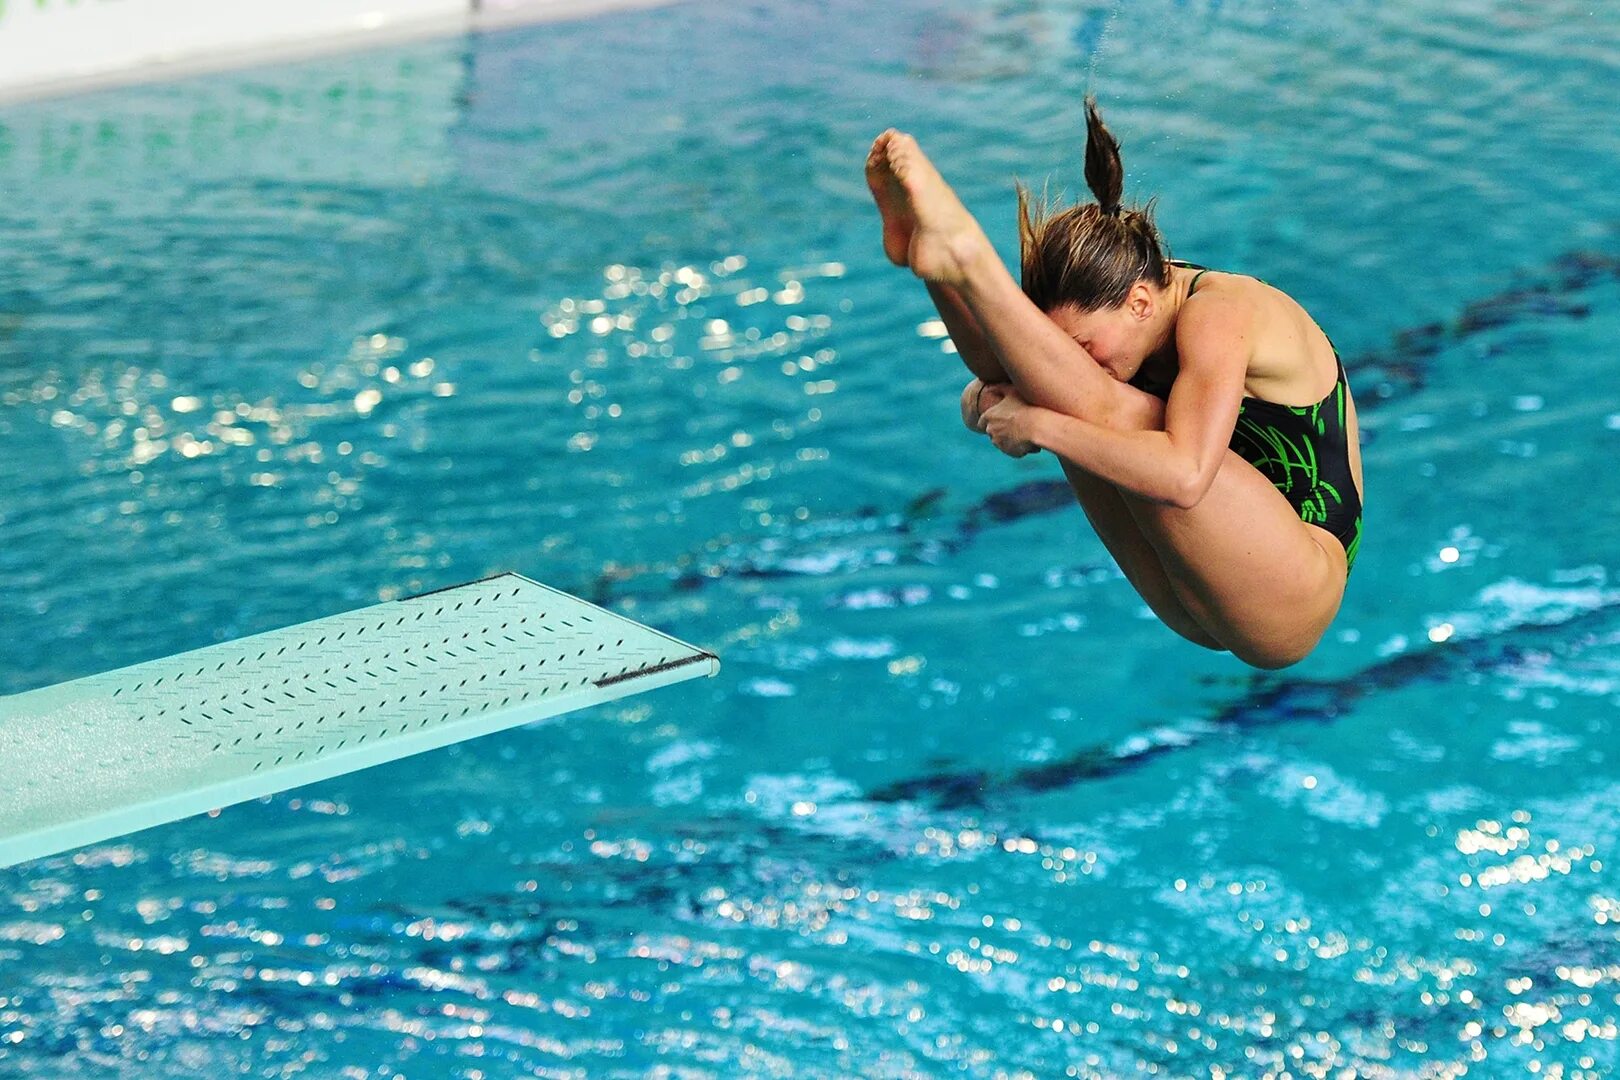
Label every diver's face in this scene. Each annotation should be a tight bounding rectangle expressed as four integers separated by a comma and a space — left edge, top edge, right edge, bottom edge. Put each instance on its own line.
1047, 301, 1150, 382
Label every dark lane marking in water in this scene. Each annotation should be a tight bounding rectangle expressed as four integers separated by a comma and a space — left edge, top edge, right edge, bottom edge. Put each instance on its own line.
867, 596, 1620, 808
1349, 248, 1616, 400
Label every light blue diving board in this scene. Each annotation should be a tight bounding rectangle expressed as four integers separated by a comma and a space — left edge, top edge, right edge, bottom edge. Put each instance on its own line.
0, 573, 718, 870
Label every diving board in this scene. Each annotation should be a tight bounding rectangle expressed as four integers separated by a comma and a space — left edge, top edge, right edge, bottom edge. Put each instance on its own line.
0, 573, 718, 870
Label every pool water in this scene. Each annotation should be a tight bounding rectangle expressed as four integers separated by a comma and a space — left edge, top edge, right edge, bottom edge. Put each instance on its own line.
4, 0, 1620, 1075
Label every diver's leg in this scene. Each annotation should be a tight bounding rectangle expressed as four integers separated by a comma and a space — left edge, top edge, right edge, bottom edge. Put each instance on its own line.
874, 126, 1220, 647
879, 122, 1222, 650
958, 378, 1223, 651
873, 129, 1346, 667
928, 283, 1012, 386
868, 129, 1141, 425
869, 136, 1013, 386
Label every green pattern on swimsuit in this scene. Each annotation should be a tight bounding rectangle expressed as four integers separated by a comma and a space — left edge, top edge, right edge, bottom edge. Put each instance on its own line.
1228, 366, 1362, 573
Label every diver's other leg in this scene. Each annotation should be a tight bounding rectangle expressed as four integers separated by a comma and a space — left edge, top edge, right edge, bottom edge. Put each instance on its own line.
960, 378, 1220, 648
958, 377, 1220, 648
1120, 458, 1347, 669
977, 369, 1344, 665
1057, 459, 1227, 650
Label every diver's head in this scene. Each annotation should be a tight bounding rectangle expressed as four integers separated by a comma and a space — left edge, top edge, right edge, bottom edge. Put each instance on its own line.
1017, 98, 1171, 381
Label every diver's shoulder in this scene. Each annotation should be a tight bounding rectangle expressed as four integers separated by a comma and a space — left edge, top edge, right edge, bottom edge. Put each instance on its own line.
1178, 278, 1262, 345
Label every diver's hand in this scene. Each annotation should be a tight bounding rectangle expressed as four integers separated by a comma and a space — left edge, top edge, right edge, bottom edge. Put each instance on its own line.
980, 390, 1042, 458
961, 379, 1012, 431
961, 378, 987, 430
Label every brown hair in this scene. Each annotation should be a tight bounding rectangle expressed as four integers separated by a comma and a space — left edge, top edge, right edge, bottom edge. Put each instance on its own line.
1017, 97, 1170, 312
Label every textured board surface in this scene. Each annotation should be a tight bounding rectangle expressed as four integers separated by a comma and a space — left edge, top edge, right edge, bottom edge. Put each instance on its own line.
0, 573, 717, 869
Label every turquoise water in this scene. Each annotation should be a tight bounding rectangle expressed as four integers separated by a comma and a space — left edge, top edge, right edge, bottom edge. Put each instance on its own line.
3, 0, 1620, 1075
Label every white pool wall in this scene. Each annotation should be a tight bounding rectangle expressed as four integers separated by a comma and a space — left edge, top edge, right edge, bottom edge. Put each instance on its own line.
0, 0, 673, 104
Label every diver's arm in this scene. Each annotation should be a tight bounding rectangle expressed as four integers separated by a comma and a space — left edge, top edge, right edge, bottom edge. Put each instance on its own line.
982, 299, 1251, 507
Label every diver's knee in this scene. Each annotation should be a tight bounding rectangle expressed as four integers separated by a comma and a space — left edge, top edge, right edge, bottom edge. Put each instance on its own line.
1152, 605, 1226, 651
1166, 618, 1226, 652
1232, 640, 1310, 670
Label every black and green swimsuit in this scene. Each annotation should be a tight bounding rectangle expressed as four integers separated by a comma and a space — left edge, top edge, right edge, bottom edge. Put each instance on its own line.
1131, 265, 1363, 573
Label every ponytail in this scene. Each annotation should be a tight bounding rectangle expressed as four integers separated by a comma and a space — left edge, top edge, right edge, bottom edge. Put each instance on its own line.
1083, 96, 1124, 217
1016, 97, 1169, 312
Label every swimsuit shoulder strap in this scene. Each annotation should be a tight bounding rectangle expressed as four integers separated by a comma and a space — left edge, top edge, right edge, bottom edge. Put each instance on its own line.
1170, 260, 1214, 295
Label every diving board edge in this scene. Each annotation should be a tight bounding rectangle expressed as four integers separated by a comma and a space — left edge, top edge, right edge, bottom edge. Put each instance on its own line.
0, 572, 718, 871
0, 654, 713, 871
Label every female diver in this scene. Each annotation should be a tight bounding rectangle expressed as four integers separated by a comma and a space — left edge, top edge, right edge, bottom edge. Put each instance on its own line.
866, 101, 1363, 669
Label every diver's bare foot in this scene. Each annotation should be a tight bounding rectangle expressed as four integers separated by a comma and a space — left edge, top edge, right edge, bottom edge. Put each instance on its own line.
867, 130, 994, 287
866, 134, 915, 267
